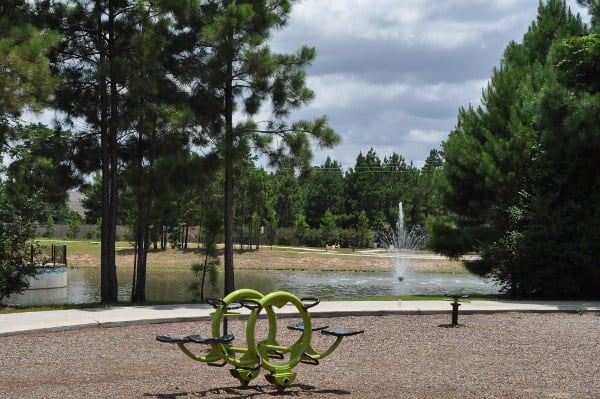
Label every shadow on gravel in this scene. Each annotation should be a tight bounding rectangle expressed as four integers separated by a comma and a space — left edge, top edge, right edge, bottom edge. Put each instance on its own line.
144, 383, 351, 398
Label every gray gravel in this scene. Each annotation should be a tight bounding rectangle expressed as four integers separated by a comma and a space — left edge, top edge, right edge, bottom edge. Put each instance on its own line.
1, 312, 599, 398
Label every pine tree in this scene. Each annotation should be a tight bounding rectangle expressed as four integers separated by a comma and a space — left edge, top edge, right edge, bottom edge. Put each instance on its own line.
430, 0, 587, 295
183, 1, 339, 295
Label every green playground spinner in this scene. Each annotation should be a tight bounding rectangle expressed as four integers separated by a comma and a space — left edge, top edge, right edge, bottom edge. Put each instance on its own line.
156, 288, 364, 391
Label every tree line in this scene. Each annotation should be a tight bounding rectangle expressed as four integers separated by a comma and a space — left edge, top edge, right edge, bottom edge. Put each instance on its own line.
1, 0, 599, 303
77, 148, 443, 248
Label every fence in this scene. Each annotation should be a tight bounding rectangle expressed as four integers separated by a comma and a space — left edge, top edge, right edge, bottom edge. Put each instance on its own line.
31, 244, 67, 266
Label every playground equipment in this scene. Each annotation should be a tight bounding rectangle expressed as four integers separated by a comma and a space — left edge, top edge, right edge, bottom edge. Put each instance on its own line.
156, 289, 364, 391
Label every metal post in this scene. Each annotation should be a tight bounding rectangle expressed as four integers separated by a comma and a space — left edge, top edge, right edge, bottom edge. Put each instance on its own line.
451, 302, 461, 326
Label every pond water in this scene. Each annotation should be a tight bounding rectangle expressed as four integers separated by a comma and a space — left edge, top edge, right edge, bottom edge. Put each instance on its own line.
6, 265, 500, 306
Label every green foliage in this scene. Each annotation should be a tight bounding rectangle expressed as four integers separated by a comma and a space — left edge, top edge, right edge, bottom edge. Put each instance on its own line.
432, 0, 600, 298
0, 1, 59, 125
66, 211, 82, 239
320, 209, 338, 245
273, 170, 304, 227
356, 210, 372, 248
43, 215, 56, 239
4, 124, 80, 208
293, 214, 309, 244
190, 207, 222, 301
0, 185, 38, 303
302, 158, 345, 227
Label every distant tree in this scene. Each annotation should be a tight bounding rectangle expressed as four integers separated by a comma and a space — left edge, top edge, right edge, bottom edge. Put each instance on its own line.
302, 158, 345, 228
320, 209, 338, 246
272, 169, 304, 227
293, 213, 309, 244
43, 215, 56, 238
66, 210, 82, 239
190, 207, 222, 301
356, 210, 372, 248
234, 166, 272, 249
344, 149, 383, 226
264, 207, 279, 248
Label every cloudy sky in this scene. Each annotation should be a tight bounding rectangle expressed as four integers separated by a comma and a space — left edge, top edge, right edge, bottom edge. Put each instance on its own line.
268, 0, 590, 169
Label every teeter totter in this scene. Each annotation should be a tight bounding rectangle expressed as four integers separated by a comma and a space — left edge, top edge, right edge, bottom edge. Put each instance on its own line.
156, 289, 364, 391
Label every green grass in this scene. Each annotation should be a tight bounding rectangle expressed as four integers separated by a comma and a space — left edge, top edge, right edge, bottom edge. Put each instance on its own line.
33, 238, 134, 253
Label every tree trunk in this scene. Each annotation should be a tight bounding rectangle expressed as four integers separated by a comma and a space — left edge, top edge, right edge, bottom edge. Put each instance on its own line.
184, 224, 189, 249
99, 0, 117, 303
223, 36, 235, 296
132, 121, 148, 303
132, 221, 149, 303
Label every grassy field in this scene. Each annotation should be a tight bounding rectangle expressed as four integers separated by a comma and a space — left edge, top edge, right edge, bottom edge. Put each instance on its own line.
34, 238, 469, 274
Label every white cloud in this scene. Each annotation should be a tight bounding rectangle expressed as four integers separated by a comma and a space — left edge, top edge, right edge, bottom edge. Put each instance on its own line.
406, 129, 448, 144
415, 80, 487, 105
306, 74, 410, 109
288, 0, 532, 50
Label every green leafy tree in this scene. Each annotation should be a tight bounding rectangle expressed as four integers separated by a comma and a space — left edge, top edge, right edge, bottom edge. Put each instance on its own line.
272, 169, 304, 227
429, 0, 588, 296
45, 0, 126, 302
344, 149, 383, 226
0, 0, 59, 141
190, 207, 222, 301
4, 124, 80, 210
189, 1, 339, 295
44, 215, 56, 238
264, 207, 279, 248
45, 0, 198, 302
356, 210, 372, 248
302, 158, 345, 228
234, 165, 272, 249
320, 209, 338, 246
66, 210, 82, 239
293, 213, 309, 244
510, 27, 600, 297
0, 184, 37, 303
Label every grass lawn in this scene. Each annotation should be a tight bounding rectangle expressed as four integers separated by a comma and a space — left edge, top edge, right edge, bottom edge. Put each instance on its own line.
34, 238, 469, 274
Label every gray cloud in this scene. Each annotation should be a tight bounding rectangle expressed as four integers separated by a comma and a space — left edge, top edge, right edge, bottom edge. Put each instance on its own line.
268, 1, 590, 168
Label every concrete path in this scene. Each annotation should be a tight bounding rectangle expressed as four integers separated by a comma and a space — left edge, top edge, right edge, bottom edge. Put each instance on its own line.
1, 300, 599, 337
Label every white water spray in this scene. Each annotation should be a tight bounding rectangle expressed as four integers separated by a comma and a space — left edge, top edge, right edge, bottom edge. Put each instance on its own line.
390, 202, 426, 281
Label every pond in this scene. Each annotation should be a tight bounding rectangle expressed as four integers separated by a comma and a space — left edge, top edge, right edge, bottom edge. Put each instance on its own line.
6, 265, 500, 306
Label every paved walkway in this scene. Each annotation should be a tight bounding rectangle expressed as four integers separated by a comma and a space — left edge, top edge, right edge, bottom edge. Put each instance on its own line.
1, 300, 599, 337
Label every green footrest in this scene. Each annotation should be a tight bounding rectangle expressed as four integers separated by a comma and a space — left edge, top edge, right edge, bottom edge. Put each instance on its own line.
321, 328, 364, 337
156, 334, 234, 344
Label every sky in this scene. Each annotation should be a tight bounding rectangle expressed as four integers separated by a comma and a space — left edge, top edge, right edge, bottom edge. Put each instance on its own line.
267, 0, 591, 169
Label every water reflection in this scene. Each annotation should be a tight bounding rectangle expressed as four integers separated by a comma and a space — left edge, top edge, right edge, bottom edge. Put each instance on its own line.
7, 266, 499, 306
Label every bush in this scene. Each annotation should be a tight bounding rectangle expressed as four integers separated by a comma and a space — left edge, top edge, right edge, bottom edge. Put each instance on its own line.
0, 193, 38, 303
275, 227, 294, 245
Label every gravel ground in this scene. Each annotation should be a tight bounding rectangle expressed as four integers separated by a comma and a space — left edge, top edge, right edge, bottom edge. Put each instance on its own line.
1, 312, 599, 399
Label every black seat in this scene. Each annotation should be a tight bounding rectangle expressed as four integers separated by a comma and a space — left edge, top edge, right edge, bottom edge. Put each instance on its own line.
156, 334, 234, 344
321, 328, 364, 337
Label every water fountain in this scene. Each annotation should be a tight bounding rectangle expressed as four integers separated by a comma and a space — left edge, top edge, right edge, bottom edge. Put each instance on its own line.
389, 202, 426, 281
